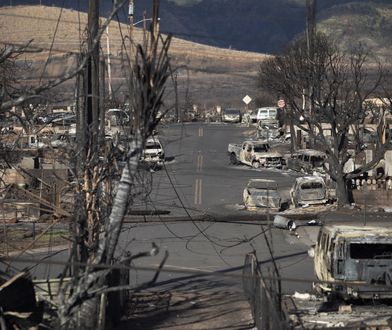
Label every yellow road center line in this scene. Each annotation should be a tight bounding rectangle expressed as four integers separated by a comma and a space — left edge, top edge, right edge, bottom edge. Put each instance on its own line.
197, 151, 203, 172
194, 178, 202, 205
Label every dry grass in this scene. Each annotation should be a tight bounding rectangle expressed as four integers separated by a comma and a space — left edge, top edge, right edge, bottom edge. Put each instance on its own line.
0, 225, 69, 255
0, 5, 268, 107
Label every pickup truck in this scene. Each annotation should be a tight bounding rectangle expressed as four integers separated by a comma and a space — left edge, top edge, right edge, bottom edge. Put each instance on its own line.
228, 140, 283, 169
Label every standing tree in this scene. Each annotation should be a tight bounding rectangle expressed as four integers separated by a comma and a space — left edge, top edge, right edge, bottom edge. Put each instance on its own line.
0, 0, 172, 328
57, 1, 174, 328
258, 33, 390, 206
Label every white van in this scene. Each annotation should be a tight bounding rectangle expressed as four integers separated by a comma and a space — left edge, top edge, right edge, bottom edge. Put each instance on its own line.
256, 107, 277, 122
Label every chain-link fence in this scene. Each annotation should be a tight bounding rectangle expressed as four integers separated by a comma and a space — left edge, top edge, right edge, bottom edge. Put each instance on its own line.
243, 252, 289, 330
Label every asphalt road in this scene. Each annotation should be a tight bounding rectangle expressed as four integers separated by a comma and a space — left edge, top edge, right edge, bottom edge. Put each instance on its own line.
133, 122, 300, 218
7, 123, 392, 289
1, 123, 314, 294
120, 122, 315, 294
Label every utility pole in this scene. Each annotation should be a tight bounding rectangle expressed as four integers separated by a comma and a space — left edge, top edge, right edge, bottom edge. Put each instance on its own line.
73, 0, 101, 277
87, 0, 100, 150
128, 0, 137, 132
105, 26, 113, 100
129, 0, 134, 49
151, 0, 160, 50
306, 0, 316, 147
142, 10, 148, 50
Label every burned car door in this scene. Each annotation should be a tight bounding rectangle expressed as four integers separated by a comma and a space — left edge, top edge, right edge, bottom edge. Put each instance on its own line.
244, 144, 253, 163
333, 241, 345, 280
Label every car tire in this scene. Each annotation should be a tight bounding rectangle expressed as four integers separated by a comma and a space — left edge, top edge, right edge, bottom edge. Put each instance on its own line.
376, 166, 385, 179
230, 153, 238, 165
252, 161, 261, 169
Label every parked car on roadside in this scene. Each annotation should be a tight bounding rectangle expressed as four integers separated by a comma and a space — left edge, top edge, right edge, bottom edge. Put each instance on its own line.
228, 140, 283, 169
256, 119, 282, 140
290, 176, 329, 207
140, 137, 165, 169
222, 108, 242, 123
242, 110, 258, 124
106, 108, 130, 126
311, 225, 392, 300
50, 134, 75, 149
256, 107, 277, 122
286, 149, 326, 174
243, 179, 287, 210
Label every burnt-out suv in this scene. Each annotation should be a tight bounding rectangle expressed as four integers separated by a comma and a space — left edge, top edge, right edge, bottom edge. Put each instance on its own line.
312, 225, 392, 300
290, 176, 328, 207
286, 149, 326, 174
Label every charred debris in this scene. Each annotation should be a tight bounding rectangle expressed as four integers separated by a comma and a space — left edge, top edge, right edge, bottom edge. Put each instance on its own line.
0, 0, 175, 328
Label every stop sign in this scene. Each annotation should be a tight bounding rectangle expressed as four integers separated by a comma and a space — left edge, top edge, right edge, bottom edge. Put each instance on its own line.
277, 99, 285, 108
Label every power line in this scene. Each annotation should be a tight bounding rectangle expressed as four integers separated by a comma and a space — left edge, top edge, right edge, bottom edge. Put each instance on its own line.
39, 0, 65, 83
1, 254, 316, 284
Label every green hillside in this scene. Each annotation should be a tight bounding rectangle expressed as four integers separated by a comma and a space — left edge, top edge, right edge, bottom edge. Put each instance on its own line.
318, 2, 392, 60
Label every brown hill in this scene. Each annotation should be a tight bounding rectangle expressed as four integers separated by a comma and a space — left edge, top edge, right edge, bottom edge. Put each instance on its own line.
0, 5, 268, 108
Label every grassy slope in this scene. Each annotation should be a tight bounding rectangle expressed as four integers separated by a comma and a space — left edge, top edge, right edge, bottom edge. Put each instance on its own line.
1, 3, 390, 107
0, 5, 268, 107
318, 2, 392, 61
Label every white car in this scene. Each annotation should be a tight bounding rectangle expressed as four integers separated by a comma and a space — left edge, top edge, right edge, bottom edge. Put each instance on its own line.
140, 137, 165, 168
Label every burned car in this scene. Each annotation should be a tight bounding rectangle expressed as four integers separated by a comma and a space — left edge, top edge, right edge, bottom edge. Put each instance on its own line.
228, 140, 283, 169
256, 120, 282, 140
290, 176, 328, 207
313, 225, 392, 300
286, 149, 326, 174
140, 137, 165, 169
243, 179, 287, 210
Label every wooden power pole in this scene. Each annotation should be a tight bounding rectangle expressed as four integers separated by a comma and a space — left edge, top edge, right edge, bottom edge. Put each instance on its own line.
87, 0, 100, 150
306, 0, 316, 147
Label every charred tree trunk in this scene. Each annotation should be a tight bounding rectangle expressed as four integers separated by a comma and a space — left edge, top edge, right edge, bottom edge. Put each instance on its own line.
335, 167, 351, 207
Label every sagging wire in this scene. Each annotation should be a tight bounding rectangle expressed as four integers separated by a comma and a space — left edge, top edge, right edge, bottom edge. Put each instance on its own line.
39, 0, 66, 84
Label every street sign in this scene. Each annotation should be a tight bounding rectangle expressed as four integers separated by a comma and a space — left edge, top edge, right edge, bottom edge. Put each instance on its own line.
243, 95, 252, 105
277, 99, 285, 108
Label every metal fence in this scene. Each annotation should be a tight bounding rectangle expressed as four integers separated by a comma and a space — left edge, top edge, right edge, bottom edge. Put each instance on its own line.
242, 252, 289, 330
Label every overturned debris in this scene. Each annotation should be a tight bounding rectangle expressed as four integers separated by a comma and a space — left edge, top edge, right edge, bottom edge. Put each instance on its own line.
273, 215, 296, 230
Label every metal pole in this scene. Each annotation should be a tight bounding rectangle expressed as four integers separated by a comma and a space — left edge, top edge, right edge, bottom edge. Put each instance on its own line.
128, 1, 137, 132
106, 26, 113, 100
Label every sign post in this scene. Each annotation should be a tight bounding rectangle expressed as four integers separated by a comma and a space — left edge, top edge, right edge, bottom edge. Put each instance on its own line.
243, 95, 252, 106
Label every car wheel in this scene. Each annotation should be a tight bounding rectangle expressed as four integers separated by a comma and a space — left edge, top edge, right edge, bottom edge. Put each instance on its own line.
376, 167, 385, 179
252, 161, 261, 169
230, 153, 238, 165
